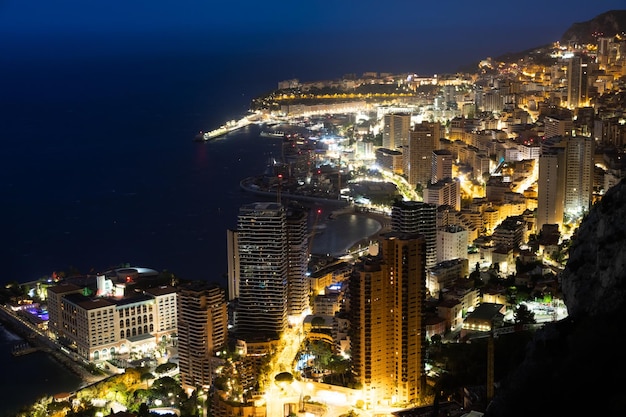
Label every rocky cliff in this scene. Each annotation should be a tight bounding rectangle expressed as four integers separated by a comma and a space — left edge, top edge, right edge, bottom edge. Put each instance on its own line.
561, 178, 626, 318
561, 10, 626, 44
485, 178, 626, 416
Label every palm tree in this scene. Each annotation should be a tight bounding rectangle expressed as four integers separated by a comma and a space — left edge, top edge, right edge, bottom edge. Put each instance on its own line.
140, 372, 155, 389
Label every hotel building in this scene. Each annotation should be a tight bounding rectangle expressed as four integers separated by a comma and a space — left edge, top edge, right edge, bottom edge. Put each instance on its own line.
46, 270, 178, 362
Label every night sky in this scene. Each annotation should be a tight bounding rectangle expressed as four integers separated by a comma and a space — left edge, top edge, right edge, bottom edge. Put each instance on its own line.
2, 1, 625, 75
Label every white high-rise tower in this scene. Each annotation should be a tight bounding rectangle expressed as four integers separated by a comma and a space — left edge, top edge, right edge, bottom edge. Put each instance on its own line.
236, 202, 288, 340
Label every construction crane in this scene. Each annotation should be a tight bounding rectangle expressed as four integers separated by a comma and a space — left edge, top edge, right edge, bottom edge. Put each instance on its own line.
277, 174, 283, 203
487, 323, 542, 402
306, 208, 323, 262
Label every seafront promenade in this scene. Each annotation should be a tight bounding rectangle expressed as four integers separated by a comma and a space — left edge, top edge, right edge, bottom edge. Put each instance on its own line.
0, 305, 110, 386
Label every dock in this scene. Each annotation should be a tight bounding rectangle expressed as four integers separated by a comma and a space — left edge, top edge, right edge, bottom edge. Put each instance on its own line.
12, 343, 40, 356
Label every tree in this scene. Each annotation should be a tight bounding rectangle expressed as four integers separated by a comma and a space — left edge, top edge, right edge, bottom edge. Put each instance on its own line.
155, 361, 178, 375
138, 403, 151, 417
326, 355, 351, 386
311, 316, 325, 331
140, 372, 154, 389
513, 303, 536, 325
275, 372, 294, 384
111, 382, 128, 405
151, 376, 179, 392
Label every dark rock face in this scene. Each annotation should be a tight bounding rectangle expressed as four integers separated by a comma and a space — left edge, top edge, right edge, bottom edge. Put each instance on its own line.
561, 177, 626, 319
485, 178, 626, 416
561, 10, 626, 44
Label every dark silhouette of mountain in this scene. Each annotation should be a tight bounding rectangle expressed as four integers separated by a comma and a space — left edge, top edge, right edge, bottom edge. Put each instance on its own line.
561, 10, 626, 44
484, 178, 626, 416
457, 10, 626, 73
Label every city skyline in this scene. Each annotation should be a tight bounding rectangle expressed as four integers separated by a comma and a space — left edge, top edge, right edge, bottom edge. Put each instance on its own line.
0, 5, 623, 414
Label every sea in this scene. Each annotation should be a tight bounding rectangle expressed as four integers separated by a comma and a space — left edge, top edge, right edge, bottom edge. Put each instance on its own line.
0, 44, 382, 414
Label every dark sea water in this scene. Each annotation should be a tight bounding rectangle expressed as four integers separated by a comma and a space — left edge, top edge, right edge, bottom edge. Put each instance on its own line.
1, 48, 386, 285
0, 323, 82, 417
1, 52, 279, 285
0, 47, 383, 414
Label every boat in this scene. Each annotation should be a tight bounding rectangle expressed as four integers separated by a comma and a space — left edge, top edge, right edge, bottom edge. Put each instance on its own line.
260, 130, 285, 138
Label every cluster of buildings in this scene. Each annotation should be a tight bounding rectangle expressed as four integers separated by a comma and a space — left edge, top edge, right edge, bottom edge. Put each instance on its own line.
28, 33, 626, 415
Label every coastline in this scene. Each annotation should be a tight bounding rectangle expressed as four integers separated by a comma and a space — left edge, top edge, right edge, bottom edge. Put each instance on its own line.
343, 209, 392, 254
240, 176, 350, 207
240, 175, 392, 256
0, 306, 109, 389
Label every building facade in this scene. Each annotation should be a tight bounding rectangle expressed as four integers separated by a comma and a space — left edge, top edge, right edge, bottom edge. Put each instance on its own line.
286, 203, 310, 317
46, 278, 178, 362
406, 122, 441, 187
350, 232, 426, 408
437, 224, 468, 263
391, 200, 438, 270
236, 202, 288, 340
383, 112, 411, 150
178, 282, 228, 392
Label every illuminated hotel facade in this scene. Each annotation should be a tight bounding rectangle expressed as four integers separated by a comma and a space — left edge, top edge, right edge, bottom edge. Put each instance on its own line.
46, 276, 178, 362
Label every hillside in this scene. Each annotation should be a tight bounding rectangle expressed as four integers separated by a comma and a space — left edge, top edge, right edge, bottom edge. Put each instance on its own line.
458, 9, 626, 72
561, 9, 626, 44
484, 178, 626, 416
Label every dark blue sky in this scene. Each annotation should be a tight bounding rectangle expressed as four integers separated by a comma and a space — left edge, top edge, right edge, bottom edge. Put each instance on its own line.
2, 1, 624, 76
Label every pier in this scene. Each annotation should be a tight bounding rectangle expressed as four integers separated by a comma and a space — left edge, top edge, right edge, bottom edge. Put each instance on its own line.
12, 343, 40, 356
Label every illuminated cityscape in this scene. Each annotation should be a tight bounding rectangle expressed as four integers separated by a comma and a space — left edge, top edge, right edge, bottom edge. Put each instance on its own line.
2, 21, 626, 417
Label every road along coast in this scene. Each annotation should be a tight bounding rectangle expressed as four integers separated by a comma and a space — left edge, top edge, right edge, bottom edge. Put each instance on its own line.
0, 306, 109, 387
240, 176, 349, 207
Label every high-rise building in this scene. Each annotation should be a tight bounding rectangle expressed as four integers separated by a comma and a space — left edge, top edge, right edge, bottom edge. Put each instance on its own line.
177, 282, 228, 392
537, 142, 566, 231
567, 55, 588, 109
437, 224, 468, 263
286, 203, 309, 317
425, 178, 461, 211
537, 135, 594, 230
544, 115, 573, 139
383, 112, 411, 150
350, 232, 426, 407
406, 122, 441, 187
597, 37, 613, 66
226, 229, 239, 301
431, 149, 453, 184
236, 202, 288, 340
391, 200, 437, 270
564, 136, 594, 218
